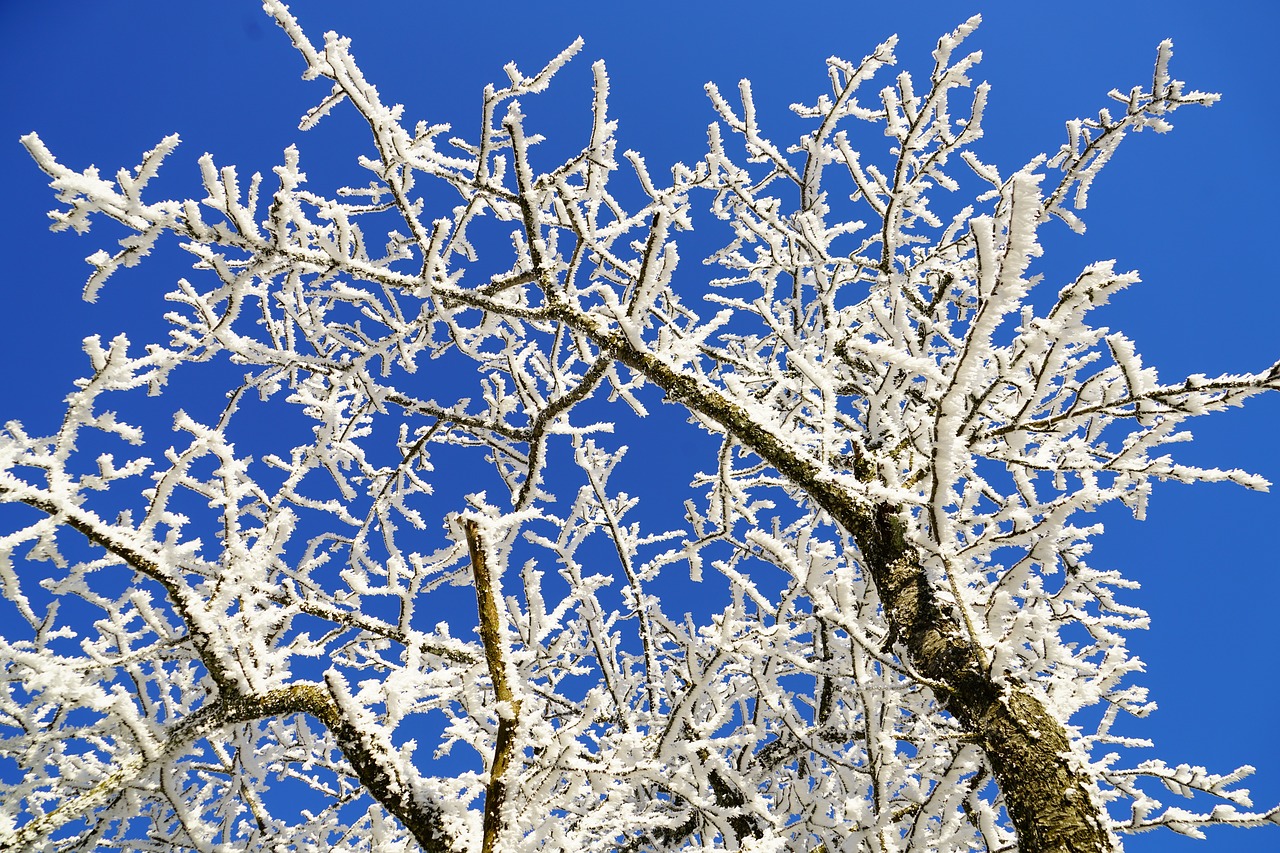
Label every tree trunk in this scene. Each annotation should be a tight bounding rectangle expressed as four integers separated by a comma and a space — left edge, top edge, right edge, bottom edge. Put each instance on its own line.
854, 503, 1115, 853
586, 326, 1118, 853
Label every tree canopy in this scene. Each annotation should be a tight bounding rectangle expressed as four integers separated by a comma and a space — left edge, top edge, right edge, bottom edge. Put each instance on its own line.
1, 4, 1277, 852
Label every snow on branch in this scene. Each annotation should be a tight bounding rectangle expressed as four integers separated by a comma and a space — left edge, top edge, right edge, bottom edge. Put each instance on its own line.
3, 8, 1275, 853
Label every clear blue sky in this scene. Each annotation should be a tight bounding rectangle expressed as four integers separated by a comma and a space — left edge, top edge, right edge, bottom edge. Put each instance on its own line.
1, 2, 1276, 849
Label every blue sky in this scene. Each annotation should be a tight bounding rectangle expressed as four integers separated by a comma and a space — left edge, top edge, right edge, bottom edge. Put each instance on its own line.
2, 2, 1277, 849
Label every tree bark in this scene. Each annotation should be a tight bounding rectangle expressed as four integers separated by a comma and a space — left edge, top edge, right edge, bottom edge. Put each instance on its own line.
856, 504, 1114, 853
576, 320, 1118, 853
465, 520, 523, 853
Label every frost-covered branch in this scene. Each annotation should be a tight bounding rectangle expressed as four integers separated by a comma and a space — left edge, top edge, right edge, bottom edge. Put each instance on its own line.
3, 6, 1276, 852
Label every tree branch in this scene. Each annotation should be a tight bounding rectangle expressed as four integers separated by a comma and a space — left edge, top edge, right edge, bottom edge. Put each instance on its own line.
0, 482, 460, 853
465, 519, 523, 853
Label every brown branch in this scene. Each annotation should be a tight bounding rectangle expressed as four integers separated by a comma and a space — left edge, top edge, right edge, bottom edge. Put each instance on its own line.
465, 519, 522, 853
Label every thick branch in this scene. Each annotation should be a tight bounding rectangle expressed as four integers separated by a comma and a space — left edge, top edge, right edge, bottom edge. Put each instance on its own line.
0, 684, 457, 853
0, 697, 229, 850
465, 519, 522, 853
0, 483, 459, 853
537, 307, 1117, 853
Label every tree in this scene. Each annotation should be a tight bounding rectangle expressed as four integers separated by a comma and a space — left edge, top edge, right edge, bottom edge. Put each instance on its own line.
1, 4, 1276, 851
